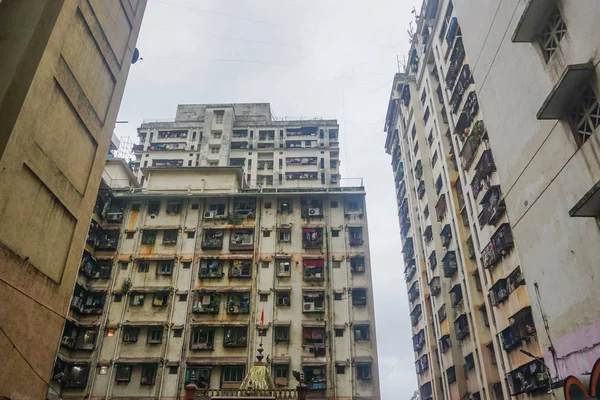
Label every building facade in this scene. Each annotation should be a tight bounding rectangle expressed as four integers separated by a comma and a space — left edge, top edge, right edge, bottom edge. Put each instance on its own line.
384, 1, 548, 399
51, 166, 380, 400
133, 103, 341, 188
450, 0, 600, 392
0, 1, 145, 399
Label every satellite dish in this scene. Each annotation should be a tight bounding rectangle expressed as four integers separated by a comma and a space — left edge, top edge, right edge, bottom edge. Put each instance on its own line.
132, 48, 140, 64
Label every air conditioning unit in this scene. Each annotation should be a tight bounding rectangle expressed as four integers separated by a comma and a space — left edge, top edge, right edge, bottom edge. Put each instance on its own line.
106, 212, 123, 222
204, 211, 216, 219
303, 302, 316, 312
308, 208, 321, 215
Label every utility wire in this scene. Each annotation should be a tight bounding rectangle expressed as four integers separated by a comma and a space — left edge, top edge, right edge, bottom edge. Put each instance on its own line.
380, 352, 409, 381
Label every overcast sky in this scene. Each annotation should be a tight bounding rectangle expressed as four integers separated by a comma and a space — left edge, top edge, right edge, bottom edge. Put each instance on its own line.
116, 1, 420, 398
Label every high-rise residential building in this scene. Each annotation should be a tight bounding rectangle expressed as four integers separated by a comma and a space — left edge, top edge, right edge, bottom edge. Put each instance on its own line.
384, 1, 547, 399
0, 2, 145, 399
50, 106, 380, 399
132, 103, 341, 188
450, 0, 600, 396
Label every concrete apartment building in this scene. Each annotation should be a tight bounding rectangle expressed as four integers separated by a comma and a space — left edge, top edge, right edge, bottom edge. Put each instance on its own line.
384, 1, 547, 399
132, 103, 341, 188
49, 164, 380, 400
449, 2, 600, 396
0, 1, 145, 399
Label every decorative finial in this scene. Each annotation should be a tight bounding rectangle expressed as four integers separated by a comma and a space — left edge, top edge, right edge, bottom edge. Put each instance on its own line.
256, 342, 265, 363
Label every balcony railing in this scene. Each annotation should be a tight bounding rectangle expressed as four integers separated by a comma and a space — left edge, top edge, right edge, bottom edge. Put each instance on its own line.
408, 281, 420, 303
460, 132, 479, 171
478, 186, 505, 227
506, 360, 548, 396
402, 237, 415, 260
429, 251, 437, 270
429, 277, 441, 296
413, 329, 426, 352
439, 334, 451, 353
482, 223, 514, 268
454, 314, 470, 340
471, 149, 495, 199
463, 91, 479, 126
435, 194, 447, 221
490, 278, 508, 306
449, 64, 471, 113
445, 38, 465, 90
438, 304, 447, 323
195, 389, 299, 400
440, 224, 452, 248
410, 304, 422, 326
405, 262, 417, 282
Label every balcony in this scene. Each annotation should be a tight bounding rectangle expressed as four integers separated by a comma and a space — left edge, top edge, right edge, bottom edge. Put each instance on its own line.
438, 304, 447, 323
416, 354, 429, 375
490, 278, 508, 306
400, 215, 411, 238
507, 360, 548, 396
408, 281, 420, 303
463, 91, 480, 126
202, 230, 224, 250
229, 229, 254, 251
439, 334, 451, 353
449, 64, 471, 113
429, 251, 437, 271
413, 329, 426, 352
443, 251, 457, 278
95, 230, 119, 251
423, 225, 433, 244
454, 314, 470, 340
410, 303, 422, 326
349, 227, 364, 246
440, 224, 452, 248
303, 259, 325, 281
421, 382, 433, 400
429, 276, 441, 296
195, 389, 299, 399
445, 37, 465, 90
132, 144, 144, 152
459, 132, 479, 171
467, 236, 476, 259
415, 160, 423, 180
481, 223, 515, 268
405, 260, 417, 282
229, 260, 252, 278
501, 306, 537, 351
192, 292, 220, 314
233, 198, 256, 218
402, 237, 414, 260
147, 142, 187, 151
450, 284, 463, 307
231, 141, 249, 149
232, 129, 248, 138
435, 194, 447, 221
478, 186, 505, 227
226, 293, 250, 314
223, 327, 248, 348
417, 180, 426, 199
350, 256, 366, 273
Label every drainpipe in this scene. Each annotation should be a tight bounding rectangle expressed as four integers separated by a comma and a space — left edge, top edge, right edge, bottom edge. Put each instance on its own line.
343, 214, 356, 400
324, 198, 338, 400
104, 199, 147, 400
157, 199, 189, 400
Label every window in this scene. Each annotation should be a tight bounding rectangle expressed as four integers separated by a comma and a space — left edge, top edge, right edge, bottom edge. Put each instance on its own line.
352, 288, 367, 306
226, 293, 250, 314
424, 205, 429, 219
350, 257, 365, 273
302, 327, 325, 348
166, 201, 182, 214
263, 230, 271, 238
275, 365, 288, 379
230, 230, 254, 250
334, 292, 343, 301
147, 328, 163, 344
432, 150, 438, 167
258, 328, 268, 337
276, 292, 291, 306
148, 201, 160, 215
278, 229, 291, 243
173, 329, 183, 338
157, 261, 173, 276
223, 327, 247, 347
435, 175, 443, 194
132, 204, 141, 212
349, 227, 363, 245
120, 262, 128, 270
569, 85, 600, 146
424, 107, 430, 123
331, 201, 338, 208
259, 293, 269, 302
126, 232, 134, 239
428, 131, 434, 146
163, 230, 178, 244
303, 291, 325, 312
212, 131, 222, 139
214, 110, 224, 124
332, 260, 341, 269
183, 261, 191, 269
357, 364, 372, 380
229, 260, 251, 278
186, 366, 211, 388
279, 199, 292, 212
130, 294, 144, 306
354, 325, 370, 340
208, 161, 219, 166
141, 230, 157, 245
210, 145, 220, 154
123, 327, 139, 342
190, 328, 214, 350
222, 366, 245, 383
331, 229, 340, 237
116, 365, 132, 382
114, 294, 122, 302
191, 203, 200, 210
335, 328, 344, 337
169, 366, 178, 375
179, 293, 188, 302
275, 326, 290, 342
336, 365, 346, 374
141, 365, 157, 385
153, 293, 169, 307
539, 6, 567, 61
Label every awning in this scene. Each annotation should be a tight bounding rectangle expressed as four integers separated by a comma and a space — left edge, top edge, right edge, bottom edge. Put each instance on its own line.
193, 286, 251, 293
335, 361, 348, 366
134, 254, 176, 261
200, 254, 253, 260
118, 254, 132, 262
272, 356, 291, 364
302, 320, 326, 327
187, 357, 246, 366
96, 255, 115, 261
353, 321, 370, 326
179, 256, 193, 262
165, 360, 179, 367
537, 63, 594, 119
302, 287, 325, 292
130, 286, 172, 293
258, 290, 270, 295
65, 316, 99, 328
334, 324, 346, 329
355, 356, 373, 364
273, 320, 291, 327
303, 258, 324, 267
569, 179, 600, 217
121, 321, 167, 327
190, 321, 248, 327
301, 358, 326, 366
57, 354, 92, 365
274, 254, 291, 259
115, 357, 161, 364
274, 287, 292, 292
184, 227, 196, 232
141, 225, 180, 231
512, 0, 557, 42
